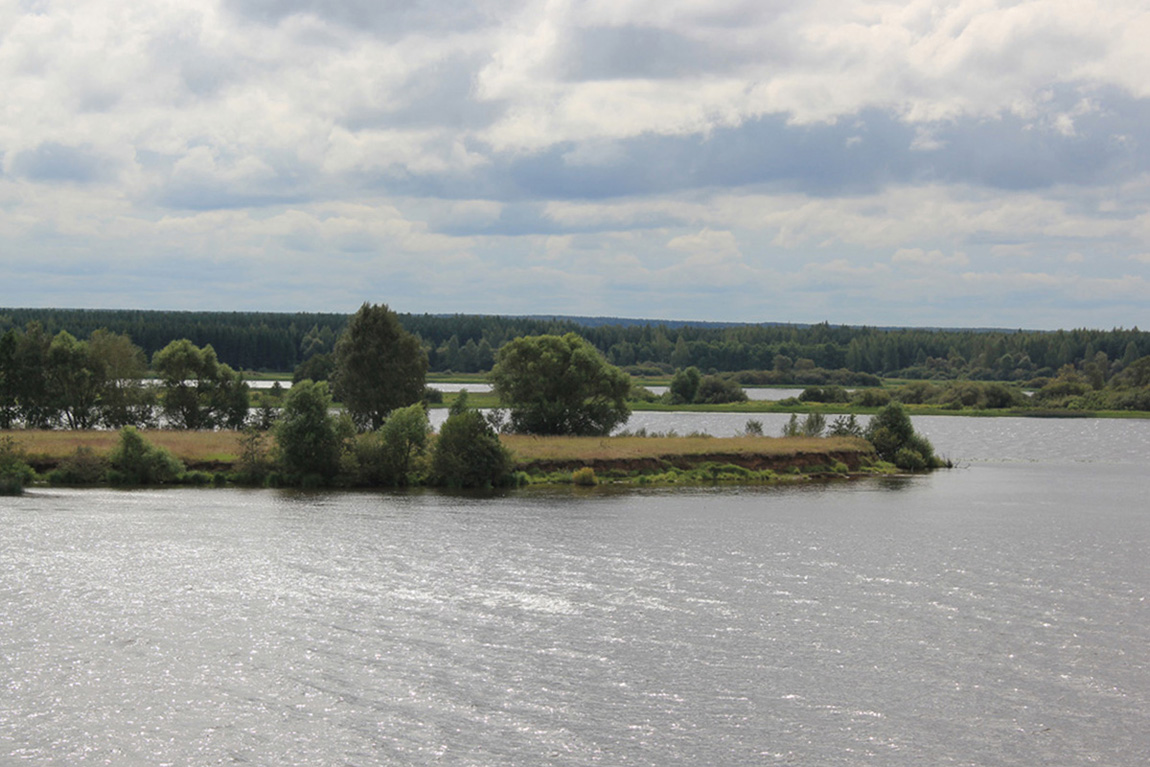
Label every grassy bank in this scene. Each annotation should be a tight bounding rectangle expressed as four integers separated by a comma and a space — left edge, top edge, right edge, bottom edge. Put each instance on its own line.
504, 434, 877, 485
15, 429, 244, 470
8, 429, 880, 486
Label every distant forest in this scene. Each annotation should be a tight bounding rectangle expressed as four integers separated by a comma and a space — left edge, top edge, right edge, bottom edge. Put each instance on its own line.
2, 307, 1147, 382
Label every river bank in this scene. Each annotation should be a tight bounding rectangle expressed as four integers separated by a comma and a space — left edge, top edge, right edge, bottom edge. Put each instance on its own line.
7, 430, 880, 487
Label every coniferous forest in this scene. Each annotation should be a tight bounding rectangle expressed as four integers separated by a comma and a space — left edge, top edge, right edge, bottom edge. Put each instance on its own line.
1, 307, 1147, 381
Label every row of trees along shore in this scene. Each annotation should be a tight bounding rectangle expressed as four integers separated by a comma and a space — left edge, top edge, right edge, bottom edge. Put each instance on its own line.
3, 307, 1148, 382
5, 305, 1150, 434
1, 303, 945, 494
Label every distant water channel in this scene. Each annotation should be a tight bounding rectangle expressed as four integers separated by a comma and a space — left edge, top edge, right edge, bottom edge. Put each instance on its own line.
3, 416, 1149, 765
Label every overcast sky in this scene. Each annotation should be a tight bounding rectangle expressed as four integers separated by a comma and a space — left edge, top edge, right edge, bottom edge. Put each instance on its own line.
2, 0, 1149, 329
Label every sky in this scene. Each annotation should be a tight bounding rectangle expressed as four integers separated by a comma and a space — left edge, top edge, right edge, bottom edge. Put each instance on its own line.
2, 0, 1149, 330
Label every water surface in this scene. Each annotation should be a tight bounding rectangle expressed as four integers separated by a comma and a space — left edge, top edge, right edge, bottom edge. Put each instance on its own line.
2, 418, 1148, 765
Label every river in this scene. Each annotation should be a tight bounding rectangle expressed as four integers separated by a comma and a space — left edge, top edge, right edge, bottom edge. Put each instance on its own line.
2, 415, 1148, 765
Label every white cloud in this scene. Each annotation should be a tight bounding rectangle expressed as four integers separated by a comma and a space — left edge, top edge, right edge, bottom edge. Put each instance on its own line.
0, 0, 1148, 327
892, 248, 969, 267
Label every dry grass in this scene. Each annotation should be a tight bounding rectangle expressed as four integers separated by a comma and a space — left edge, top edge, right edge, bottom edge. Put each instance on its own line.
501, 434, 871, 464
7, 430, 873, 471
6, 430, 244, 463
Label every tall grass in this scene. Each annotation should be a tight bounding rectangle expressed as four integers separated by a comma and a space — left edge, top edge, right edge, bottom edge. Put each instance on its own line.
9, 430, 244, 464
502, 434, 871, 464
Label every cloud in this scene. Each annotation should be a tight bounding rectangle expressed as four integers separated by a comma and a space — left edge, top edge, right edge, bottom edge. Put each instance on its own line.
9, 143, 117, 183
0, 0, 1148, 328
892, 248, 970, 267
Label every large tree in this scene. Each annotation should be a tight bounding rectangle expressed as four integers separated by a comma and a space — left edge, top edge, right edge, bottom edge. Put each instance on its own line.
490, 332, 631, 436
332, 303, 428, 430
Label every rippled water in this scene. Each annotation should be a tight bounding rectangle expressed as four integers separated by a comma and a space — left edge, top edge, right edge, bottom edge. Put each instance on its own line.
3, 418, 1149, 765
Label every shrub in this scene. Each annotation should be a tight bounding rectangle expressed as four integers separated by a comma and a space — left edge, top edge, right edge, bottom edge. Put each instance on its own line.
431, 409, 512, 489
274, 380, 343, 485
48, 446, 108, 485
379, 403, 431, 486
234, 427, 273, 486
852, 388, 892, 407
694, 375, 748, 404
865, 403, 942, 470
1, 435, 35, 495
108, 427, 184, 485
177, 470, 214, 486
743, 419, 764, 436
572, 466, 598, 486
799, 386, 849, 403
668, 366, 702, 404
894, 447, 928, 471
828, 414, 863, 438
801, 412, 827, 437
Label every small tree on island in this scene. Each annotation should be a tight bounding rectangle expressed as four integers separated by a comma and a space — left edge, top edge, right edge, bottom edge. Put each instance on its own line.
332, 303, 428, 431
865, 402, 944, 471
490, 333, 631, 436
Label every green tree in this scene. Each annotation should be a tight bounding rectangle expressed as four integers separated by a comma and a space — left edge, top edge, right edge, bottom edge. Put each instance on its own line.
332, 303, 428, 430
274, 380, 343, 484
46, 331, 100, 429
490, 333, 631, 436
153, 339, 249, 429
293, 352, 334, 384
669, 366, 701, 404
8, 323, 54, 428
694, 375, 748, 404
0, 435, 35, 495
107, 427, 184, 485
431, 409, 511, 488
88, 329, 154, 428
865, 402, 941, 470
379, 403, 431, 485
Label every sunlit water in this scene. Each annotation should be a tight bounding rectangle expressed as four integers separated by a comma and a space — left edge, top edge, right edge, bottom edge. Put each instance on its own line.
3, 417, 1149, 765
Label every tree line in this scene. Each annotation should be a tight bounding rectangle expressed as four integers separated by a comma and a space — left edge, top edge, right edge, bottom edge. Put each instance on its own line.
3, 307, 1147, 381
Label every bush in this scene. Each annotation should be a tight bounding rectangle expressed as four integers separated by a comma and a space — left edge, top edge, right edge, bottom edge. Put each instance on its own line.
0, 435, 36, 494
894, 447, 928, 471
177, 470, 214, 486
743, 419, 764, 436
799, 386, 850, 403
233, 427, 273, 486
801, 412, 826, 437
865, 403, 942, 470
668, 366, 702, 404
47, 446, 108, 485
379, 403, 431, 486
852, 388, 892, 407
572, 467, 598, 486
694, 375, 748, 404
274, 380, 343, 485
828, 414, 863, 438
431, 409, 512, 489
108, 427, 184, 485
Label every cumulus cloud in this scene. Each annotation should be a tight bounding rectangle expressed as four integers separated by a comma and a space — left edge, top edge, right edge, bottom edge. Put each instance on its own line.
0, 0, 1147, 327
892, 248, 970, 267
